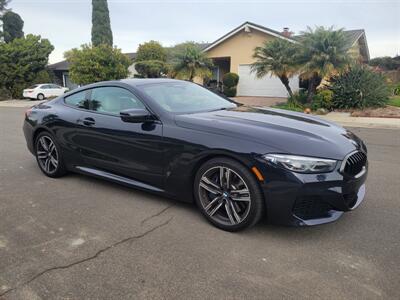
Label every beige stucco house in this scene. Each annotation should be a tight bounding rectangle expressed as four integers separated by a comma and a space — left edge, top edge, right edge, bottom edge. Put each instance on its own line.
49, 21, 369, 97
202, 21, 370, 97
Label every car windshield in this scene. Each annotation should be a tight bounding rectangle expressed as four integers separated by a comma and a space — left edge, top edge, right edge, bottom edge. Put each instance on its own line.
140, 81, 237, 114
28, 84, 39, 89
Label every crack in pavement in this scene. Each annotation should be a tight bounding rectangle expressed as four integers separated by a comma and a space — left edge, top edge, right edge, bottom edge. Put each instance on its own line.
0, 213, 173, 298
141, 204, 174, 225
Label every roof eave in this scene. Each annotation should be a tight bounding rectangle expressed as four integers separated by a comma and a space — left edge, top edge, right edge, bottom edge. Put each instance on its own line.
203, 21, 297, 53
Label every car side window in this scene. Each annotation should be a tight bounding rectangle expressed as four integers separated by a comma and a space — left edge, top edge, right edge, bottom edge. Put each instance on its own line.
51, 84, 61, 89
41, 85, 50, 89
64, 90, 89, 109
90, 87, 145, 115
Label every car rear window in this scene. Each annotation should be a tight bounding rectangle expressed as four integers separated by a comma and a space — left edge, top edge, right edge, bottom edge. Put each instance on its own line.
28, 85, 39, 89
64, 90, 89, 109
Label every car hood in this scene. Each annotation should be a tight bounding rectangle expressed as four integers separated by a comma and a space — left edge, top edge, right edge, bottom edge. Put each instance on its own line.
174, 106, 364, 160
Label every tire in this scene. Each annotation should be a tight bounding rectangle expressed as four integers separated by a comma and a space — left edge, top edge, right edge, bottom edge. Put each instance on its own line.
37, 93, 45, 100
35, 131, 67, 178
194, 157, 265, 232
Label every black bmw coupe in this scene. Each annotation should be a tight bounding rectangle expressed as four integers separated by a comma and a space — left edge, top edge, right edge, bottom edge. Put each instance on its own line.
23, 79, 368, 231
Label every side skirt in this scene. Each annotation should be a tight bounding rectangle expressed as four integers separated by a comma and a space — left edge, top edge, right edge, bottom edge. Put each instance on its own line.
74, 166, 165, 193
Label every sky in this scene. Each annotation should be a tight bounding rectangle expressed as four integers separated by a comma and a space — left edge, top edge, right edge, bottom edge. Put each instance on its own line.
8, 0, 400, 64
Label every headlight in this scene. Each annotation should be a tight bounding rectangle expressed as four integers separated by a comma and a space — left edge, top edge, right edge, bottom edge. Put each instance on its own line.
263, 154, 337, 173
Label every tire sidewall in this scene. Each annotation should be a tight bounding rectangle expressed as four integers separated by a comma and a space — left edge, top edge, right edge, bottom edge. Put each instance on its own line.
37, 94, 44, 100
194, 158, 265, 232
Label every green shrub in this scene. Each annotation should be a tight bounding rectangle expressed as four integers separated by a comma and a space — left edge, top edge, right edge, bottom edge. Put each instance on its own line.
65, 44, 131, 85
312, 89, 333, 110
274, 101, 304, 112
288, 89, 308, 104
135, 60, 168, 78
223, 87, 237, 97
329, 65, 390, 109
222, 72, 239, 88
0, 88, 12, 100
393, 84, 400, 96
32, 69, 53, 84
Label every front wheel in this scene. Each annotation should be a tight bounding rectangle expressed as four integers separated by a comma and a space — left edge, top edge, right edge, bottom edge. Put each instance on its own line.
194, 158, 265, 231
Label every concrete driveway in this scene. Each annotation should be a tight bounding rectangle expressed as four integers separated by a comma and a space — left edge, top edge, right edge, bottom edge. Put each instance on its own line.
0, 107, 399, 299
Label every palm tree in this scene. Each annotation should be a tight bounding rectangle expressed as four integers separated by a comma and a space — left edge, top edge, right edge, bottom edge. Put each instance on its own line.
297, 26, 351, 102
251, 39, 298, 97
172, 42, 213, 82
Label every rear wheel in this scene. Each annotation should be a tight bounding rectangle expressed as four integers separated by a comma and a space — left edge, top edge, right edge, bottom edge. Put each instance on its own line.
37, 93, 45, 100
35, 132, 67, 178
194, 158, 265, 231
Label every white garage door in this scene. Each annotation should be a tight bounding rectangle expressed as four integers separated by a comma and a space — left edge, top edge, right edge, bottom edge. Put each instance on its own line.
237, 64, 299, 97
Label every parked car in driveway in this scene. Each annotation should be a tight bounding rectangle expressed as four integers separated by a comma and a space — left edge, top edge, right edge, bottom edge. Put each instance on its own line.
23, 84, 69, 100
22, 79, 368, 231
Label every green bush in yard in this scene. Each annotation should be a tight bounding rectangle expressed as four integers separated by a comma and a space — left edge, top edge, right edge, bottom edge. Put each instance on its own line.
312, 89, 333, 110
222, 72, 239, 88
0, 34, 54, 98
32, 69, 54, 84
393, 84, 400, 96
329, 65, 390, 109
65, 44, 130, 85
223, 87, 237, 97
288, 89, 308, 104
222, 72, 239, 97
0, 87, 12, 101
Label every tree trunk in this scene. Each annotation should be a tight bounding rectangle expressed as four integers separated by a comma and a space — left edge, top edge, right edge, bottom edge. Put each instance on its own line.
189, 69, 194, 82
279, 75, 293, 98
306, 73, 321, 103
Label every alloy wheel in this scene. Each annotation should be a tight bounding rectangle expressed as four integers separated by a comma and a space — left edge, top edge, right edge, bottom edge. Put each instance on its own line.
36, 136, 59, 174
198, 166, 251, 226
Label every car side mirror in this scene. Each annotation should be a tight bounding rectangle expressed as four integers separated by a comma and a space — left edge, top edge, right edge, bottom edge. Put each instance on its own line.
120, 108, 154, 123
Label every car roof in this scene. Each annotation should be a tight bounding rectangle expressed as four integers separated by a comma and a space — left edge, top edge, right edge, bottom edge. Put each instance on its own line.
120, 78, 187, 87
64, 79, 191, 96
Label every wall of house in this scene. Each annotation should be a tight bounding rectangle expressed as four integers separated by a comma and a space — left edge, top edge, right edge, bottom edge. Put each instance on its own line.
128, 63, 138, 78
348, 40, 363, 61
205, 29, 276, 74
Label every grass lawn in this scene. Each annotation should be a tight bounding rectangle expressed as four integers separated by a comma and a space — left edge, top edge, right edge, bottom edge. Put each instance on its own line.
388, 96, 400, 107
272, 102, 304, 112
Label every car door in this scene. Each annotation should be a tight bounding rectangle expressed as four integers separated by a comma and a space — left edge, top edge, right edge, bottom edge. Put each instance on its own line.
75, 86, 165, 189
58, 89, 91, 166
41, 85, 52, 98
51, 84, 63, 97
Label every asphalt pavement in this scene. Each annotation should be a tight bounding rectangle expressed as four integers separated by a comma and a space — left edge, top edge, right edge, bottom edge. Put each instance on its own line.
0, 107, 399, 299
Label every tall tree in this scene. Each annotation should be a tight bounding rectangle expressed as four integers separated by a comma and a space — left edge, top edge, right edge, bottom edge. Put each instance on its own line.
296, 26, 351, 102
0, 34, 54, 98
135, 40, 168, 78
91, 0, 113, 46
0, 0, 11, 39
0, 0, 10, 13
65, 44, 130, 85
3, 10, 23, 43
251, 39, 298, 97
171, 42, 213, 81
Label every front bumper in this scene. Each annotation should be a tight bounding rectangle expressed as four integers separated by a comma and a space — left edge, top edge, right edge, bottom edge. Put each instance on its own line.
255, 157, 368, 226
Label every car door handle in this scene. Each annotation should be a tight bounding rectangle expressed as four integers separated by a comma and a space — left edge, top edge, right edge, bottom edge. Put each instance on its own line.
82, 117, 95, 126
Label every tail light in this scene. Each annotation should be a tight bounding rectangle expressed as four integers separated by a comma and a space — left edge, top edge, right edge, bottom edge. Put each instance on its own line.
25, 108, 33, 118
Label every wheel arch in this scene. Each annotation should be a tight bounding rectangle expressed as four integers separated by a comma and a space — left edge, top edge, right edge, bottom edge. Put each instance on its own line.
32, 126, 52, 146
189, 151, 261, 201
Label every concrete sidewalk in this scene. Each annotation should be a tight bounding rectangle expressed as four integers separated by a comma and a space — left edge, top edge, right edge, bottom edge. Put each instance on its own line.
0, 99, 45, 108
319, 112, 400, 129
